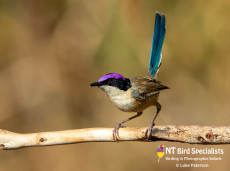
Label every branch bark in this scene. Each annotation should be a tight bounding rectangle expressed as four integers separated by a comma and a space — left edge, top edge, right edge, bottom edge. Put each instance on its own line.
0, 125, 230, 150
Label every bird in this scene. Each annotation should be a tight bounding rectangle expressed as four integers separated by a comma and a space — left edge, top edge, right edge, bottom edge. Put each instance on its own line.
90, 12, 168, 141
157, 144, 164, 163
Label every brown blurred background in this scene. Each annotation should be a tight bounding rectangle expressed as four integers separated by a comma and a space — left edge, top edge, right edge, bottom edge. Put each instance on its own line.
0, 0, 230, 170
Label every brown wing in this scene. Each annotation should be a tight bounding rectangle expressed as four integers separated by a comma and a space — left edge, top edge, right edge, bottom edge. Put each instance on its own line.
130, 77, 169, 101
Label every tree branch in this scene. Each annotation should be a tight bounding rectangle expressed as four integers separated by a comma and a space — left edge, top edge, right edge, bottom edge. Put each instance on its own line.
0, 125, 230, 150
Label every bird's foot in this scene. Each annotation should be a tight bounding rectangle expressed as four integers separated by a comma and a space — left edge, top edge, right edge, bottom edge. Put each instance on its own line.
146, 122, 155, 139
113, 123, 126, 141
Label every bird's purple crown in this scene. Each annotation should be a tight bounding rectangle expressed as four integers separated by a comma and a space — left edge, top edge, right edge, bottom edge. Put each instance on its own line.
98, 73, 125, 82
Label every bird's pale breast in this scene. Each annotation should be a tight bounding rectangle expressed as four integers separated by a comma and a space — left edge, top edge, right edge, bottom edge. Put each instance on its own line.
102, 86, 159, 112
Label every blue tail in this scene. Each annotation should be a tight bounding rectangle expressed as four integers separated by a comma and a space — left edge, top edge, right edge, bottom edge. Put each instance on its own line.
148, 12, 166, 76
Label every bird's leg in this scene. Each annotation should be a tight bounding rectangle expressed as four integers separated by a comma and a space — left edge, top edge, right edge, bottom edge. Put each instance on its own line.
113, 112, 143, 141
146, 102, 161, 139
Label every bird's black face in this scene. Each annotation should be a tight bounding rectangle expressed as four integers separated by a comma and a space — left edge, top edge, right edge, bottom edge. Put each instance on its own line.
90, 78, 131, 91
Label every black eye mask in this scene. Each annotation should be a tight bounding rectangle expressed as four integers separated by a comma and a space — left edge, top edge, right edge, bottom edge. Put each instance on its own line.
99, 78, 131, 91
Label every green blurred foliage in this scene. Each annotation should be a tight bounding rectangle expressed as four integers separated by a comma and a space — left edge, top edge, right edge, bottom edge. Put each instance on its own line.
0, 0, 230, 170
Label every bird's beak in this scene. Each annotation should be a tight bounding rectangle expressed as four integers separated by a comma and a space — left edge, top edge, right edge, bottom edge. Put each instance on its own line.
90, 82, 102, 87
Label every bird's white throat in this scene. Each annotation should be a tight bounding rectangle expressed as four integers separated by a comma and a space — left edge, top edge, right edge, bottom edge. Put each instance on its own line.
99, 85, 136, 112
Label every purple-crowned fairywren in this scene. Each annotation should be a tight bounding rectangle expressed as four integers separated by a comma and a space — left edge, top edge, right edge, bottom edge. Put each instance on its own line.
90, 12, 168, 141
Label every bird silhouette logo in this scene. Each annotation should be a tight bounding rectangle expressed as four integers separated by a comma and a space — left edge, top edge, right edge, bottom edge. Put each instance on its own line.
157, 144, 164, 163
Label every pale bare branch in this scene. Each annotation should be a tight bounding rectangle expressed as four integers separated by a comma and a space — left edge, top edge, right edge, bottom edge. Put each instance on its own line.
0, 125, 230, 150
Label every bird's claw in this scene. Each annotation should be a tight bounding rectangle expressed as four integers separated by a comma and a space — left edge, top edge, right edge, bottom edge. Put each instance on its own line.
113, 123, 126, 141
146, 122, 155, 139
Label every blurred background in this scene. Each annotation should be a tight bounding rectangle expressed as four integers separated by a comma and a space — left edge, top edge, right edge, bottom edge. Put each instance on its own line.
0, 0, 230, 170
